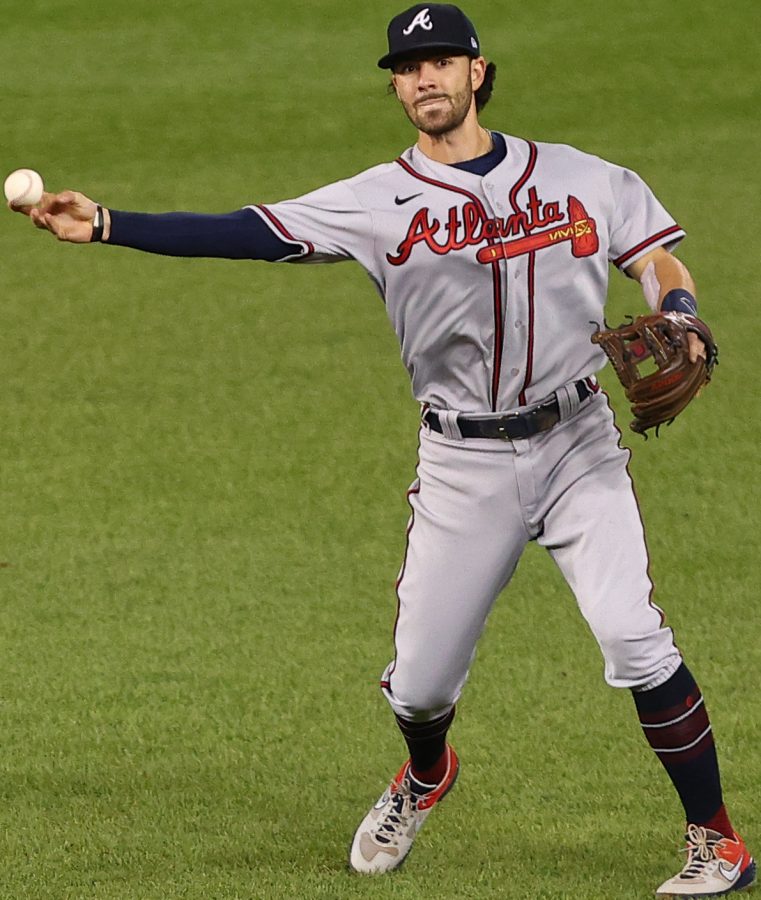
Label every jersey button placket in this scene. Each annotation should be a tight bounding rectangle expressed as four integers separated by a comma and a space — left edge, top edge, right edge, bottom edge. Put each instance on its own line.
484, 181, 525, 409
503, 257, 528, 405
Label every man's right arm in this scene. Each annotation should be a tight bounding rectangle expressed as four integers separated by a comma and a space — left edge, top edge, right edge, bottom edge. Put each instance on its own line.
13, 190, 305, 261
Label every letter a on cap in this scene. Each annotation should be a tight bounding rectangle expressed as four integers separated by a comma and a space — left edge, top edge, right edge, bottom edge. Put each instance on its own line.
377, 4, 480, 69
403, 7, 434, 35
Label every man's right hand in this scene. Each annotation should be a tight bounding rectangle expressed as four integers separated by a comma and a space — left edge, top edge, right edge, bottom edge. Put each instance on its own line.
10, 190, 99, 243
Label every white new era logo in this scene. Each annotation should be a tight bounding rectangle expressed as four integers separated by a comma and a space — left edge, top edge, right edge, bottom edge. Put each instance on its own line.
403, 7, 433, 35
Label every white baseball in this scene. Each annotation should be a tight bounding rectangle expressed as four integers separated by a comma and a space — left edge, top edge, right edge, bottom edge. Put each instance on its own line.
4, 168, 44, 207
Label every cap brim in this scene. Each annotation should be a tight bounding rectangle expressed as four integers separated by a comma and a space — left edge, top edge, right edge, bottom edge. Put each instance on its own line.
377, 42, 479, 69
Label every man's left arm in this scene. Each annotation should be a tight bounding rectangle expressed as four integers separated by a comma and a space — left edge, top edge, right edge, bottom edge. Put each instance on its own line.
626, 246, 706, 363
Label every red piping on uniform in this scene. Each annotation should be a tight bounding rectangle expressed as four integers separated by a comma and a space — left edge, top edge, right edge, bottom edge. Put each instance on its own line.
613, 225, 683, 269
255, 204, 315, 256
508, 141, 538, 214
394, 157, 504, 411
382, 471, 422, 693
602, 391, 675, 645
518, 251, 536, 406
508, 141, 538, 406
395, 479, 420, 596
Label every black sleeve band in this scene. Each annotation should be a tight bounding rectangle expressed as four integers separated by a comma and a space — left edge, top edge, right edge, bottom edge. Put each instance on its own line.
105, 207, 304, 261
90, 205, 104, 243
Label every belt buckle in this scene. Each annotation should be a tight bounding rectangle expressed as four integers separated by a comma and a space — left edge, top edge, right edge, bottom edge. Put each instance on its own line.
496, 413, 524, 441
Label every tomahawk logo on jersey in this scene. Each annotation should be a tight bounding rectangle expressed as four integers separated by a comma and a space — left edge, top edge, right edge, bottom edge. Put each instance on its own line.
386, 189, 598, 265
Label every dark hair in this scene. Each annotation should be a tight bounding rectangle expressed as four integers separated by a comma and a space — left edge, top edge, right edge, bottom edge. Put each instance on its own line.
475, 62, 497, 112
386, 60, 497, 113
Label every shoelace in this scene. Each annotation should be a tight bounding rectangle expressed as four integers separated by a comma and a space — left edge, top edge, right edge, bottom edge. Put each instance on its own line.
679, 824, 719, 878
374, 781, 416, 844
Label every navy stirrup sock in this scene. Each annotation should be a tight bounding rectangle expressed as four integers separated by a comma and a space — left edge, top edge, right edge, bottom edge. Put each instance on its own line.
632, 663, 733, 837
395, 708, 455, 785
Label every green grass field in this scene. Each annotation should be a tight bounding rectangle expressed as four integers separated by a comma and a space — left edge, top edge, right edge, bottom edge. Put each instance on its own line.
2, 1, 760, 897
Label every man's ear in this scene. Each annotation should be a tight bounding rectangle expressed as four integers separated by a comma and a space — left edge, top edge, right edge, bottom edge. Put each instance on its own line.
470, 56, 486, 91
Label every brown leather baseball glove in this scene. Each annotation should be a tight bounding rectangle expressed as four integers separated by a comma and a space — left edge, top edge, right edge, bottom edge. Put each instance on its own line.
591, 312, 718, 436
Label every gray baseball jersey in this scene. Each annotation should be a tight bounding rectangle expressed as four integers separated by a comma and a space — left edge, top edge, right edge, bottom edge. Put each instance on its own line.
250, 132, 687, 726
252, 134, 684, 413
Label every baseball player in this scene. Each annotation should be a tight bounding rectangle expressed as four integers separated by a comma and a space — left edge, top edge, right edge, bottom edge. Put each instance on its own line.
11, 4, 754, 895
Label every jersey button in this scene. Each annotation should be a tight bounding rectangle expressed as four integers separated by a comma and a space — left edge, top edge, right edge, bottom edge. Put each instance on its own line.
510, 367, 520, 376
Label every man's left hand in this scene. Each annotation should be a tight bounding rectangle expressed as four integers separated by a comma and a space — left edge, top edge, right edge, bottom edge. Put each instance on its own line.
688, 332, 707, 364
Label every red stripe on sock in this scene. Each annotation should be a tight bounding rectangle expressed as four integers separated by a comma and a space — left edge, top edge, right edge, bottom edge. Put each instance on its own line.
697, 804, 734, 840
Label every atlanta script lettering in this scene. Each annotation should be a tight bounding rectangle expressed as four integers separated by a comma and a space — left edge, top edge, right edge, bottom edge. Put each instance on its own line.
386, 187, 598, 266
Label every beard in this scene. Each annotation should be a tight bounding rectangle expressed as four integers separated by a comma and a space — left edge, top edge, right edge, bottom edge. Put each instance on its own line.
401, 78, 474, 136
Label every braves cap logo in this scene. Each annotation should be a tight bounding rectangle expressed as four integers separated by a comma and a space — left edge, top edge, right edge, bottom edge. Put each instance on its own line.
403, 7, 433, 35
378, 4, 480, 69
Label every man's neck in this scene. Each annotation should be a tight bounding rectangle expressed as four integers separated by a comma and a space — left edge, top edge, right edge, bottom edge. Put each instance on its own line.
416, 113, 492, 165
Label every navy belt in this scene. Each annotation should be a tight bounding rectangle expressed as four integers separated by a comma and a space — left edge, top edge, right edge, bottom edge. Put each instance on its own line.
424, 380, 592, 441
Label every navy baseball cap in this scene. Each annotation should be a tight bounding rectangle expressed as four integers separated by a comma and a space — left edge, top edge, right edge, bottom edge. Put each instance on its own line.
378, 4, 481, 70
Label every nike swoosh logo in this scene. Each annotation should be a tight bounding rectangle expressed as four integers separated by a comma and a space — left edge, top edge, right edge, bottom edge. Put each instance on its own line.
718, 857, 743, 882
395, 193, 423, 206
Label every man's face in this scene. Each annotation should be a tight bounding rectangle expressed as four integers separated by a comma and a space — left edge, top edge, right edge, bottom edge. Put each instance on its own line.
392, 54, 479, 136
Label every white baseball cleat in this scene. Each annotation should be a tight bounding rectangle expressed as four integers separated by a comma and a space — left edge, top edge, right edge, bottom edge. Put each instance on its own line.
656, 824, 756, 897
348, 745, 459, 874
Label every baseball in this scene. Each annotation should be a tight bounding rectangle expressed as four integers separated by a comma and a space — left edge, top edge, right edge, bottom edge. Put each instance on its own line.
4, 168, 44, 207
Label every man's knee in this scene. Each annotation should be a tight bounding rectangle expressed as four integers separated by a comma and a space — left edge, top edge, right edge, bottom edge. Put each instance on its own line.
380, 662, 459, 721
597, 627, 682, 690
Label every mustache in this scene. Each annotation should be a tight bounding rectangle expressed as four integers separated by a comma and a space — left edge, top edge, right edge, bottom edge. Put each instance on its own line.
415, 93, 450, 106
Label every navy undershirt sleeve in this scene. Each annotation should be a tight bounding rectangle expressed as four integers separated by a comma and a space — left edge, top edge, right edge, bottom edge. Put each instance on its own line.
106, 137, 508, 259
106, 207, 302, 261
